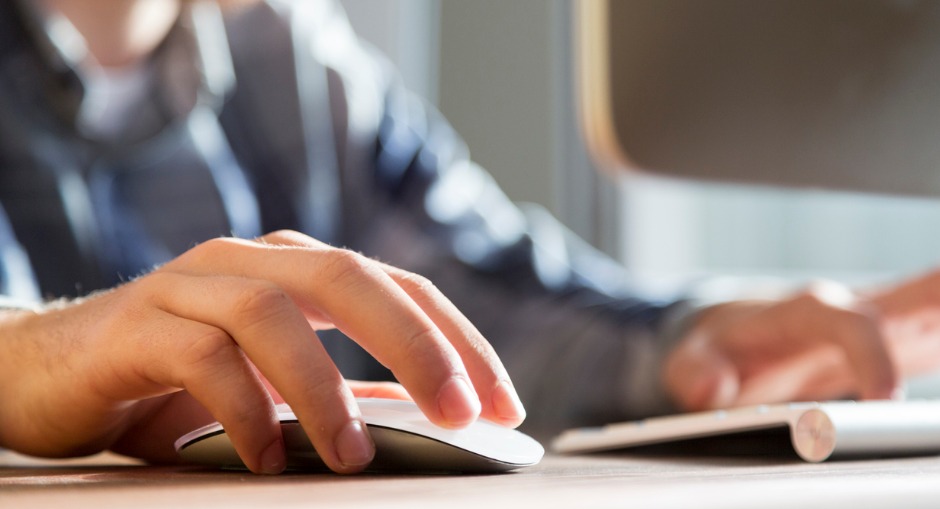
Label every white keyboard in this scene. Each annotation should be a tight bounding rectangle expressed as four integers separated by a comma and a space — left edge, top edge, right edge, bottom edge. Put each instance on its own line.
551, 400, 940, 462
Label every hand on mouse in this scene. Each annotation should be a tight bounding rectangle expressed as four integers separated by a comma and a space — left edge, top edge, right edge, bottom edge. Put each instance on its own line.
0, 230, 526, 474
664, 274, 940, 411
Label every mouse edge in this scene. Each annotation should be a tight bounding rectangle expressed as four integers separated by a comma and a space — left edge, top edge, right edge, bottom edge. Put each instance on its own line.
176, 421, 543, 472
175, 421, 544, 461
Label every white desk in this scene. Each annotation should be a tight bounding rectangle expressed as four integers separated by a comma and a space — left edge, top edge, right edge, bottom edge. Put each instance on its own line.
3, 451, 940, 509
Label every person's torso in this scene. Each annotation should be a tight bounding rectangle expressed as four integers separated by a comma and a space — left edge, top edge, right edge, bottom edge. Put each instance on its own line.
0, 1, 341, 298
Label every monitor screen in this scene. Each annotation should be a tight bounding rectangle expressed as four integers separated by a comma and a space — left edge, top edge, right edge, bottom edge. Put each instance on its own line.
578, 0, 940, 195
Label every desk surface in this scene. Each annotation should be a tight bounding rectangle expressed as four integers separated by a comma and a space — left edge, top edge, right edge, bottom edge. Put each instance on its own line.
3, 451, 939, 509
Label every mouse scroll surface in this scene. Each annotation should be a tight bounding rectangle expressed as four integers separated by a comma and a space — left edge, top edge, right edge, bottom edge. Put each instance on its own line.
175, 398, 544, 473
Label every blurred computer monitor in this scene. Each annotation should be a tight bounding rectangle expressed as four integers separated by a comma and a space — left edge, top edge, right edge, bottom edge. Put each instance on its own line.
578, 0, 940, 195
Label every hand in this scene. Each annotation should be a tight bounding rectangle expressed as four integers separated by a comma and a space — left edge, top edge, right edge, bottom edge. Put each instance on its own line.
0, 231, 526, 474
664, 274, 940, 412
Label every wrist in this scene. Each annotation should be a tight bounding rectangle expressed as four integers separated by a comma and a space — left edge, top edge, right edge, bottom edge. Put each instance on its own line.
0, 306, 44, 451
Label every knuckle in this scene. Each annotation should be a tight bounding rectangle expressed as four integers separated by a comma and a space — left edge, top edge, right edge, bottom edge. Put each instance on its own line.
791, 292, 826, 318
801, 280, 856, 308
400, 326, 444, 363
179, 237, 240, 266
396, 272, 442, 309
793, 288, 873, 326
231, 283, 293, 324
778, 292, 839, 337
319, 249, 375, 286
793, 288, 830, 308
796, 295, 881, 345
260, 229, 311, 245
181, 328, 236, 368
235, 282, 291, 314
790, 290, 839, 319
397, 272, 437, 295
199, 236, 238, 254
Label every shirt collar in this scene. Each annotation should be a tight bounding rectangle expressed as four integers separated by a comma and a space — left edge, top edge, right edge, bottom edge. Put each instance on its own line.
11, 0, 235, 136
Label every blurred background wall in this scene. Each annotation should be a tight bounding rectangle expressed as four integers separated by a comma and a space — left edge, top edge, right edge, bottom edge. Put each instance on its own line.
339, 0, 940, 294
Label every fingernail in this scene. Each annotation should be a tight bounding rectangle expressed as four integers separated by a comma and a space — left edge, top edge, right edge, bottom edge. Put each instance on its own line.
335, 420, 374, 469
492, 380, 526, 423
437, 377, 482, 427
259, 438, 286, 475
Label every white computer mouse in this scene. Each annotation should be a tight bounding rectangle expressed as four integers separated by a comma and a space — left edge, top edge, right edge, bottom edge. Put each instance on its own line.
174, 398, 544, 473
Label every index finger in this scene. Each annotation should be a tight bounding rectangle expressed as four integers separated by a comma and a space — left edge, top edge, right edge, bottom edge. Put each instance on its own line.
263, 230, 525, 427
170, 237, 485, 428
379, 263, 526, 427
